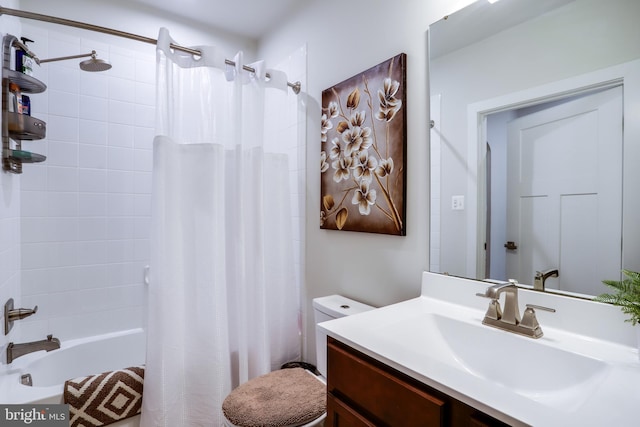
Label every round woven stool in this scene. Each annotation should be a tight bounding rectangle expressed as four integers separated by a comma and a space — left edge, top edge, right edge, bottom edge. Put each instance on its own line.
222, 367, 326, 427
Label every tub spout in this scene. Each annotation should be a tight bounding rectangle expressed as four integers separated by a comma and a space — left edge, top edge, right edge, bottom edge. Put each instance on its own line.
7, 334, 60, 364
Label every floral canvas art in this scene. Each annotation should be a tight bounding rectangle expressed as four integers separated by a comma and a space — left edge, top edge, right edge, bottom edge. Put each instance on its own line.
320, 54, 407, 235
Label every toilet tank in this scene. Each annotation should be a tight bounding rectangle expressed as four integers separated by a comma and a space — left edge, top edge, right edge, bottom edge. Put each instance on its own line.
312, 295, 375, 377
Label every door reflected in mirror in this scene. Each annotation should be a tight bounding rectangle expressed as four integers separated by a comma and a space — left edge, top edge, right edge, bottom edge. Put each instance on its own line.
428, 0, 640, 297
486, 87, 622, 296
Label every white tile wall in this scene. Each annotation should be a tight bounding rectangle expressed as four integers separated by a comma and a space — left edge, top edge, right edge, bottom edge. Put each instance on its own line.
1, 8, 25, 364
17, 23, 153, 342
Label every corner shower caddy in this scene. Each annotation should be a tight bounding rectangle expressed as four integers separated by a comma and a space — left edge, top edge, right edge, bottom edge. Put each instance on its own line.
2, 34, 47, 174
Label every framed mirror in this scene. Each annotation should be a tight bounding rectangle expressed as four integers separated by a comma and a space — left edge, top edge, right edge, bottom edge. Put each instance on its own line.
428, 0, 640, 297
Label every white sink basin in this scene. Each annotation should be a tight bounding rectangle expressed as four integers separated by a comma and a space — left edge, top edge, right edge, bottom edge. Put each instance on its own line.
429, 314, 609, 405
377, 311, 609, 410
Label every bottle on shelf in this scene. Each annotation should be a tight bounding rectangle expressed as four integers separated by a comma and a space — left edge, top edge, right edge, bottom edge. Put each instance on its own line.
21, 95, 30, 116
15, 37, 34, 76
8, 82, 23, 113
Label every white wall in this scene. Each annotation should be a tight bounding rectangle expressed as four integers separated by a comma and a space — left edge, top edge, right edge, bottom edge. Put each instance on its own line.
0, 0, 23, 366
431, 0, 640, 278
15, 22, 154, 342
258, 0, 474, 363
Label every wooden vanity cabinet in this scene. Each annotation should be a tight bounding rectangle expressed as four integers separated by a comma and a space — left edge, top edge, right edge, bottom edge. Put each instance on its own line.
326, 337, 510, 427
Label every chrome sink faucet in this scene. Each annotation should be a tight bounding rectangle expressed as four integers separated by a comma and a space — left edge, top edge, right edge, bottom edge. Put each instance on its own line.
477, 281, 555, 338
534, 269, 559, 291
7, 334, 60, 364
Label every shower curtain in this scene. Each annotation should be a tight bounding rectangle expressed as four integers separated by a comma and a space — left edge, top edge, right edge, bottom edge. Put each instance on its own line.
141, 28, 301, 427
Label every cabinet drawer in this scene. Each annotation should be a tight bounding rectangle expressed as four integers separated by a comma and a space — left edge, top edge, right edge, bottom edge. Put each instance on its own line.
328, 338, 446, 426
327, 394, 377, 427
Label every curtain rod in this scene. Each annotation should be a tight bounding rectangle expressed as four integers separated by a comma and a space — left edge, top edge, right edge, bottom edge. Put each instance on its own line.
0, 5, 301, 94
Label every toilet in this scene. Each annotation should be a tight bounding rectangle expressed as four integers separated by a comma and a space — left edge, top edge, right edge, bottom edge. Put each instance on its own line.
222, 295, 374, 427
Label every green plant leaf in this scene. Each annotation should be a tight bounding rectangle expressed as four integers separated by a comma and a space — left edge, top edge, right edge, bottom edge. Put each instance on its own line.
594, 270, 640, 326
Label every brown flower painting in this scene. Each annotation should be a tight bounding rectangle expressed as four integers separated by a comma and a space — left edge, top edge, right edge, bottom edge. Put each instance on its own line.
320, 53, 407, 235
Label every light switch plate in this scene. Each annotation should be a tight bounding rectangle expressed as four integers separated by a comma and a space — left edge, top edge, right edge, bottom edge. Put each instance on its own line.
451, 195, 465, 210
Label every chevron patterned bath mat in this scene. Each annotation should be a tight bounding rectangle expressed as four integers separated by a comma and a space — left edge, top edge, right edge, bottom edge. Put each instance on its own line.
64, 366, 144, 427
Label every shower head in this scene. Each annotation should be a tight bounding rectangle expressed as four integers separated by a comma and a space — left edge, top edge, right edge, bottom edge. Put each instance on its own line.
79, 54, 112, 72
37, 50, 112, 72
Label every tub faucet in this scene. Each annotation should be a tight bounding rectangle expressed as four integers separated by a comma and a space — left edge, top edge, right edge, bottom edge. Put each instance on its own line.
7, 334, 60, 364
534, 268, 559, 291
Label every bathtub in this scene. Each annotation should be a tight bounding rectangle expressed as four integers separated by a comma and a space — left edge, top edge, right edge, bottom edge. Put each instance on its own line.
0, 328, 145, 427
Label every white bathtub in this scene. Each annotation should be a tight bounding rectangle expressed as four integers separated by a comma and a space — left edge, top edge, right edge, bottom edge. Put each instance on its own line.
0, 328, 145, 426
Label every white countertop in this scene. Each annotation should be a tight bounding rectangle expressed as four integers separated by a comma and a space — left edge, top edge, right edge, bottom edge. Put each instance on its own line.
319, 272, 640, 426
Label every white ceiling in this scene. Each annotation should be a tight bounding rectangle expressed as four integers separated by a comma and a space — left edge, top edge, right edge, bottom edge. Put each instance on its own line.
129, 0, 308, 40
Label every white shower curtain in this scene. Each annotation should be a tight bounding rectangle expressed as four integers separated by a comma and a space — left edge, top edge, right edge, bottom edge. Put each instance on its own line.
141, 28, 301, 427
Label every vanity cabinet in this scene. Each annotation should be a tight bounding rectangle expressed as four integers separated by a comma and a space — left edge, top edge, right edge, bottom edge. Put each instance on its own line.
326, 337, 510, 427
